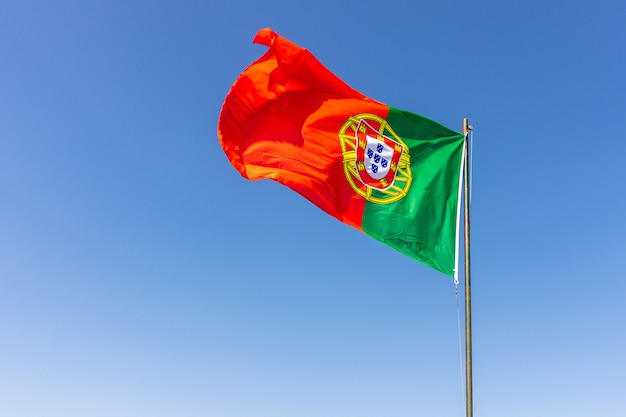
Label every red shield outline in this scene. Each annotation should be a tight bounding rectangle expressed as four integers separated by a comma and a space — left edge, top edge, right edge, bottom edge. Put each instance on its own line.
354, 119, 404, 190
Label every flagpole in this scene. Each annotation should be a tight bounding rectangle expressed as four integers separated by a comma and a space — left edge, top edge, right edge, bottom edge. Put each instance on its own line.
462, 118, 473, 417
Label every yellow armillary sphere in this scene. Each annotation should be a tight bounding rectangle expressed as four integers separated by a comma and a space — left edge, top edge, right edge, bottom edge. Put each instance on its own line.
338, 113, 412, 204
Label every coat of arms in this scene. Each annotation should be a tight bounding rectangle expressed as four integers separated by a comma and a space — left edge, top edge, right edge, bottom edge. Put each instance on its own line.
338, 114, 412, 204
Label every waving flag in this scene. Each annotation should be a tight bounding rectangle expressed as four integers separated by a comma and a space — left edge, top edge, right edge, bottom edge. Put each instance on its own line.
218, 28, 465, 277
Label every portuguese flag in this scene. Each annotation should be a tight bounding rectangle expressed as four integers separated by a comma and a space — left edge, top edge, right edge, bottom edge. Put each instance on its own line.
218, 28, 465, 277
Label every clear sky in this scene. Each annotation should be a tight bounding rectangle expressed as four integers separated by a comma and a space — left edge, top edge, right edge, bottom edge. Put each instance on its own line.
1, 1, 625, 416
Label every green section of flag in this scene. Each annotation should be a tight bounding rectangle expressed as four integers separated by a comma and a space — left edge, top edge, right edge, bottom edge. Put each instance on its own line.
361, 107, 465, 276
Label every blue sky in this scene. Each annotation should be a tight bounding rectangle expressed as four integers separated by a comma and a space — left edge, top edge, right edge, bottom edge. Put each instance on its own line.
1, 1, 625, 416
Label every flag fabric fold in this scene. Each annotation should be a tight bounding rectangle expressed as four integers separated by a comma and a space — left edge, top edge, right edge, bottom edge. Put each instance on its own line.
218, 28, 465, 277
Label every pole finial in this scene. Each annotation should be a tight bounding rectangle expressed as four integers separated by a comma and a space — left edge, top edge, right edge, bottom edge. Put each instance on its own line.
463, 118, 473, 135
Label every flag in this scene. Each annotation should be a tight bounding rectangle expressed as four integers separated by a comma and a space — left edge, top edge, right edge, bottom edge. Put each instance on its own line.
218, 28, 465, 277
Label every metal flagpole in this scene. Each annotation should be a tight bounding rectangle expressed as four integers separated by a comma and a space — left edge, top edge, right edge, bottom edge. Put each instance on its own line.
462, 118, 473, 417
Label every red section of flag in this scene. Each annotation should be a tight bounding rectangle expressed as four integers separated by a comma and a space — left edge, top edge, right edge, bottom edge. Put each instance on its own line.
218, 28, 390, 229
